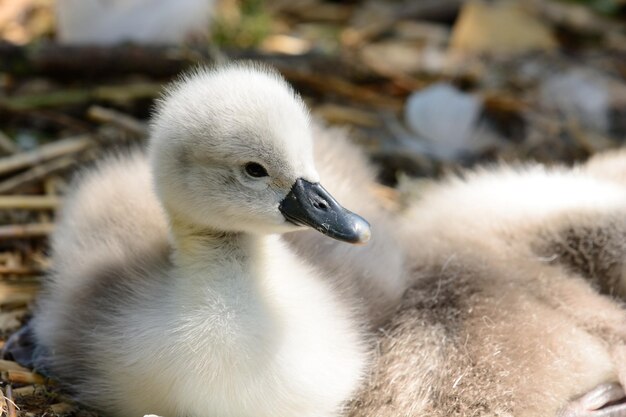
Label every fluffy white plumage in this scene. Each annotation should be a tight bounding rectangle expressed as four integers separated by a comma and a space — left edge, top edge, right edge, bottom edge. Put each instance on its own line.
33, 64, 379, 417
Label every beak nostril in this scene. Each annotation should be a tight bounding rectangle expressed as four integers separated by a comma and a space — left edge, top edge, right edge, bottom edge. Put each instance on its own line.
313, 200, 329, 210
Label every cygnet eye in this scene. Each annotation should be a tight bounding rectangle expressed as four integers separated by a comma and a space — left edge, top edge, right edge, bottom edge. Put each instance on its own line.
244, 162, 269, 178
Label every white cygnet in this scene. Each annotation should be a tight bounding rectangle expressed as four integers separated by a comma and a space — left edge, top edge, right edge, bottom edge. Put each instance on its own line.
33, 64, 371, 417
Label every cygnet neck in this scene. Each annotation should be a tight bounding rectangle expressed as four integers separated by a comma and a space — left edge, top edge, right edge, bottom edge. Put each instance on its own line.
168, 215, 261, 274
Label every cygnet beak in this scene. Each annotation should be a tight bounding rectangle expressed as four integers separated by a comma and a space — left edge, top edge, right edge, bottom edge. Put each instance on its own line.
279, 178, 371, 245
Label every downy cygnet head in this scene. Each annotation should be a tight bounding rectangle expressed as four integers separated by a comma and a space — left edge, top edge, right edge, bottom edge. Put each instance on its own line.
149, 64, 370, 244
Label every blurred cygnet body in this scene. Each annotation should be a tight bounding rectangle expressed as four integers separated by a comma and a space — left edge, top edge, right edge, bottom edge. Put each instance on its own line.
349, 150, 626, 417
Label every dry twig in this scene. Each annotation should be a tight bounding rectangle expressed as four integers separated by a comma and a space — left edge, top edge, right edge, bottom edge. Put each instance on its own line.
0, 135, 93, 177
313, 104, 380, 127
6, 371, 45, 385
0, 196, 60, 210
12, 385, 35, 398
87, 105, 148, 137
0, 84, 163, 111
5, 385, 16, 417
0, 282, 39, 307
0, 360, 29, 374
0, 132, 16, 156
0, 41, 370, 81
0, 223, 54, 240
283, 69, 403, 110
0, 386, 6, 417
0, 266, 44, 276
0, 157, 77, 194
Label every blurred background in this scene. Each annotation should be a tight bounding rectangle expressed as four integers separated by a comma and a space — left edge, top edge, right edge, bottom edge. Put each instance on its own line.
0, 0, 625, 414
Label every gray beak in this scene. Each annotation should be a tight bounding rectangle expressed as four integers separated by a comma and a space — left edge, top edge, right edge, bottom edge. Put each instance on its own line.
279, 178, 371, 245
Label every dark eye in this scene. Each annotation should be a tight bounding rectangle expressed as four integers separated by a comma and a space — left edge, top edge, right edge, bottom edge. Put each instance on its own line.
244, 162, 269, 178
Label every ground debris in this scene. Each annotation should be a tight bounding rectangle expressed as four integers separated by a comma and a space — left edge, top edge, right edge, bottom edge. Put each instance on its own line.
1, 0, 626, 415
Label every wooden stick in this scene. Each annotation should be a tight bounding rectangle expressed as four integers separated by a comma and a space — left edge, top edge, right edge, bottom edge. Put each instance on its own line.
0, 41, 370, 81
5, 385, 16, 417
313, 104, 380, 127
87, 105, 148, 137
0, 282, 39, 306
0, 266, 44, 275
6, 370, 45, 385
0, 223, 54, 240
0, 131, 17, 155
282, 69, 403, 111
12, 385, 36, 397
0, 42, 198, 77
0, 89, 91, 111
0, 83, 163, 111
0, 386, 6, 417
0, 359, 29, 373
0, 157, 77, 194
0, 135, 93, 177
0, 195, 60, 210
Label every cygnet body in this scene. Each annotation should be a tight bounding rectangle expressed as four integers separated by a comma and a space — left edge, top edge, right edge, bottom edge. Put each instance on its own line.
349, 152, 626, 417
33, 65, 371, 417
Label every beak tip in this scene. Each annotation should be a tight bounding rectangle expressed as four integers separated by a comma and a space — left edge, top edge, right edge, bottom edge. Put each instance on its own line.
355, 231, 371, 245
353, 219, 371, 245
280, 178, 373, 245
